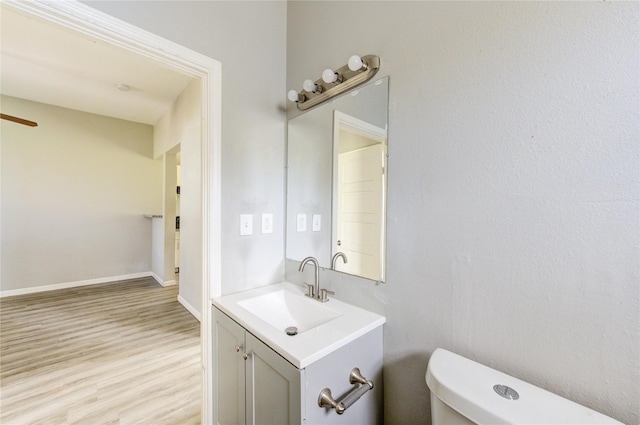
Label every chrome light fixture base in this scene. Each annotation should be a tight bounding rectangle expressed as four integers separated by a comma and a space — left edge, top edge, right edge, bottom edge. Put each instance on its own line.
292, 55, 380, 111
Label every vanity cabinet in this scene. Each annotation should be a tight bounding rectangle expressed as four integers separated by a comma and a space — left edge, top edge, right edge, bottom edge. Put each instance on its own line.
246, 331, 303, 424
214, 310, 245, 424
213, 307, 383, 425
214, 309, 301, 425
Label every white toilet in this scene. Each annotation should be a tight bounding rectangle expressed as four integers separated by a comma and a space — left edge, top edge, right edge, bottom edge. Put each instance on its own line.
426, 348, 623, 425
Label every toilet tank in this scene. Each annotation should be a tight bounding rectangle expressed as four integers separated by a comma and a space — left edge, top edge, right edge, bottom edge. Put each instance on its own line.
425, 348, 623, 425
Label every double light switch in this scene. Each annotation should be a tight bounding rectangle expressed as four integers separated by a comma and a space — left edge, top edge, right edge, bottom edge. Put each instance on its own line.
240, 214, 274, 235
297, 214, 321, 232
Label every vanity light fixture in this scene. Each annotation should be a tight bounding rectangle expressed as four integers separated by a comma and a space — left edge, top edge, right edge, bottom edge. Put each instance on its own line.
288, 90, 306, 103
322, 68, 343, 84
287, 54, 380, 111
347, 55, 368, 72
303, 79, 323, 94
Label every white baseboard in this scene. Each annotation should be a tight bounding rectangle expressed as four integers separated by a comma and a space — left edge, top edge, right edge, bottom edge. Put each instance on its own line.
178, 294, 201, 322
150, 272, 163, 285
162, 279, 177, 287
149, 273, 177, 287
0, 272, 154, 298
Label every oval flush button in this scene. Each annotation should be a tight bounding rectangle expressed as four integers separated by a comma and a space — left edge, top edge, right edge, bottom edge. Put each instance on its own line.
493, 384, 519, 400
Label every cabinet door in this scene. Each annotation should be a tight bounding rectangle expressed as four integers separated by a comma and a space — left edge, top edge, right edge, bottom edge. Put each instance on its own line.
245, 333, 303, 425
214, 309, 246, 425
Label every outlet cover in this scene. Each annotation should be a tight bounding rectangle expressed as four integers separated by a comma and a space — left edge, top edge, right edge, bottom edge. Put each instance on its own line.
261, 213, 273, 234
312, 214, 321, 232
297, 214, 307, 232
240, 214, 253, 236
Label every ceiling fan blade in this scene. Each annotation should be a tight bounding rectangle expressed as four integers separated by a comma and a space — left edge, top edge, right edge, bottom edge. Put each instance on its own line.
1, 113, 38, 127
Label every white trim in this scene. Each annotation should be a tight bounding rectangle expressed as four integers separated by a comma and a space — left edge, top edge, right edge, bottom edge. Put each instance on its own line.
334, 110, 388, 143
4, 2, 222, 423
150, 272, 163, 285
178, 294, 202, 322
0, 272, 153, 298
161, 279, 177, 287
150, 269, 177, 288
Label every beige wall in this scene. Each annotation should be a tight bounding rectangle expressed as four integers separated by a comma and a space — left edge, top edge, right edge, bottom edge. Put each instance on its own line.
1, 95, 161, 292
286, 2, 639, 424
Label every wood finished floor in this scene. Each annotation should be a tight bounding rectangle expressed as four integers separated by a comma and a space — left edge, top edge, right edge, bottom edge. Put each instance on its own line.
0, 277, 201, 425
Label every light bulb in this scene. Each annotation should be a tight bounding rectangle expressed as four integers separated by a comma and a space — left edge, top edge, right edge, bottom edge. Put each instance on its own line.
348, 55, 366, 72
303, 79, 318, 93
287, 89, 301, 102
322, 69, 339, 84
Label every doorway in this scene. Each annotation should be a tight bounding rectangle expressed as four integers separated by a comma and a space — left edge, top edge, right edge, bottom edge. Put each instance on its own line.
3, 2, 221, 422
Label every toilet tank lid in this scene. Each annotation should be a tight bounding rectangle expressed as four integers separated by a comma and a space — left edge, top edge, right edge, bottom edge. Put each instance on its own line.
425, 348, 623, 425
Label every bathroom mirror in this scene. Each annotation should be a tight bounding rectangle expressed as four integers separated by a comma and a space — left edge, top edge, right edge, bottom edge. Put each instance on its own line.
286, 76, 388, 282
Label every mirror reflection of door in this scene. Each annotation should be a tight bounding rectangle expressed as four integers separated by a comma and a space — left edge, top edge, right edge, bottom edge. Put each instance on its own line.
332, 111, 387, 281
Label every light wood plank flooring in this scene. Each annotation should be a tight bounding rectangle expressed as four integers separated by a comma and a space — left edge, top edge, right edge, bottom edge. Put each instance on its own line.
0, 277, 201, 425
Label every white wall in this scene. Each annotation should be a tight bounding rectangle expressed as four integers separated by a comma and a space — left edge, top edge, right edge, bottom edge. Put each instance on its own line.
85, 1, 288, 296
1, 95, 161, 292
287, 2, 639, 424
154, 79, 202, 315
161, 152, 178, 285
286, 111, 333, 265
76, 2, 638, 423
150, 216, 164, 281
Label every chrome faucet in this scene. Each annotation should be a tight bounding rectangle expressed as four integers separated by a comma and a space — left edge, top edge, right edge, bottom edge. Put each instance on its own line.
298, 256, 334, 302
299, 256, 320, 299
331, 252, 348, 270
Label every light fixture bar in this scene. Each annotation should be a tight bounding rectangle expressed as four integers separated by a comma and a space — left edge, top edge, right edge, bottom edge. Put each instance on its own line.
292, 55, 380, 111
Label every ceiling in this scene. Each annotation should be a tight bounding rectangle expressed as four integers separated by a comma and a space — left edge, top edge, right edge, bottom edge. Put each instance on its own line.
0, 4, 195, 125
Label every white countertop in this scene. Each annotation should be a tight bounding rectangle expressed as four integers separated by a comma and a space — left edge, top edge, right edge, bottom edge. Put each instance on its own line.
212, 282, 385, 368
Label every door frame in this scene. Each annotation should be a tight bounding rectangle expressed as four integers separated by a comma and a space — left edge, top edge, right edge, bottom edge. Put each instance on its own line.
4, 1, 222, 423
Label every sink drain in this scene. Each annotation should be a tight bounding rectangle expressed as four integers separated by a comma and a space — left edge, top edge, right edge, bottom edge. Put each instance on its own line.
285, 326, 298, 336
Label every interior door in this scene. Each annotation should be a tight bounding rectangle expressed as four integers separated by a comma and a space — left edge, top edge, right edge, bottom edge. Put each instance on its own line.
335, 144, 386, 281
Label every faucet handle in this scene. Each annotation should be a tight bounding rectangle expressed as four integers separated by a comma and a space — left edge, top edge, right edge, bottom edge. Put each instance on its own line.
304, 283, 315, 298
319, 288, 335, 302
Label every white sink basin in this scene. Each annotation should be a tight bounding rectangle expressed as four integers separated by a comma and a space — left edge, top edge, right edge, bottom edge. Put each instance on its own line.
237, 290, 342, 334
212, 282, 385, 368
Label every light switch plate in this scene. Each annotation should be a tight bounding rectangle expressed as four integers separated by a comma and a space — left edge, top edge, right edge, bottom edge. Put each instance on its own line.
261, 213, 273, 234
312, 214, 321, 232
240, 214, 253, 235
297, 214, 307, 232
